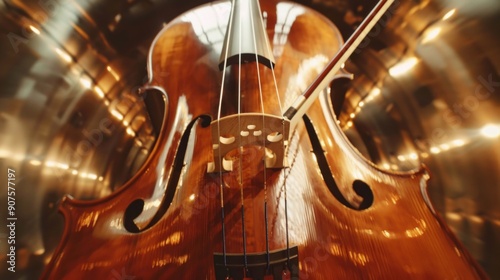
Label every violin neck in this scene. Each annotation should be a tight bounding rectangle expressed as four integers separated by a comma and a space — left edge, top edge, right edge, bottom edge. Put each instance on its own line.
218, 0, 275, 70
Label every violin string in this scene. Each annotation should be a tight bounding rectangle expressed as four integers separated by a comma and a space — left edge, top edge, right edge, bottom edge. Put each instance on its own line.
284, 167, 290, 264
217, 0, 237, 269
269, 59, 283, 115
248, 1, 271, 271
267, 11, 291, 268
237, 0, 249, 272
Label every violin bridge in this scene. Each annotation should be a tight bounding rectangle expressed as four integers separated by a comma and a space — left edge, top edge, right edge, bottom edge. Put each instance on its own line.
207, 113, 290, 173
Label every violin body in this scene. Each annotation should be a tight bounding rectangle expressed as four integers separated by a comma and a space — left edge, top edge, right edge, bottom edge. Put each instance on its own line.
42, 1, 486, 279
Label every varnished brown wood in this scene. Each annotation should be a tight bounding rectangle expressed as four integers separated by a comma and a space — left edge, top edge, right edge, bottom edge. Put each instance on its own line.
284, 0, 394, 130
42, 1, 488, 279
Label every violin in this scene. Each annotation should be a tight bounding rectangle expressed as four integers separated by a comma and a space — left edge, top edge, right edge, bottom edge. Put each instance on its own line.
42, 0, 488, 279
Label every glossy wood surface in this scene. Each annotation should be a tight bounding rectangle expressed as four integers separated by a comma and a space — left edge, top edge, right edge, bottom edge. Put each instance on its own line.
42, 1, 487, 279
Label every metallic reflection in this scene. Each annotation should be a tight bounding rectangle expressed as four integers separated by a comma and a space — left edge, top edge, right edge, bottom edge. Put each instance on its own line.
336, 0, 500, 278
0, 0, 498, 279
0, 0, 161, 278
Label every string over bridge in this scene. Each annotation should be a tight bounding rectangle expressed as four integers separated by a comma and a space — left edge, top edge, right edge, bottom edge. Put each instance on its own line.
208, 113, 290, 173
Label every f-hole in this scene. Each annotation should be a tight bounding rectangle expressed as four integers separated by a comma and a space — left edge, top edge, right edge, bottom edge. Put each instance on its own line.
303, 115, 373, 210
123, 114, 212, 233
352, 180, 373, 210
